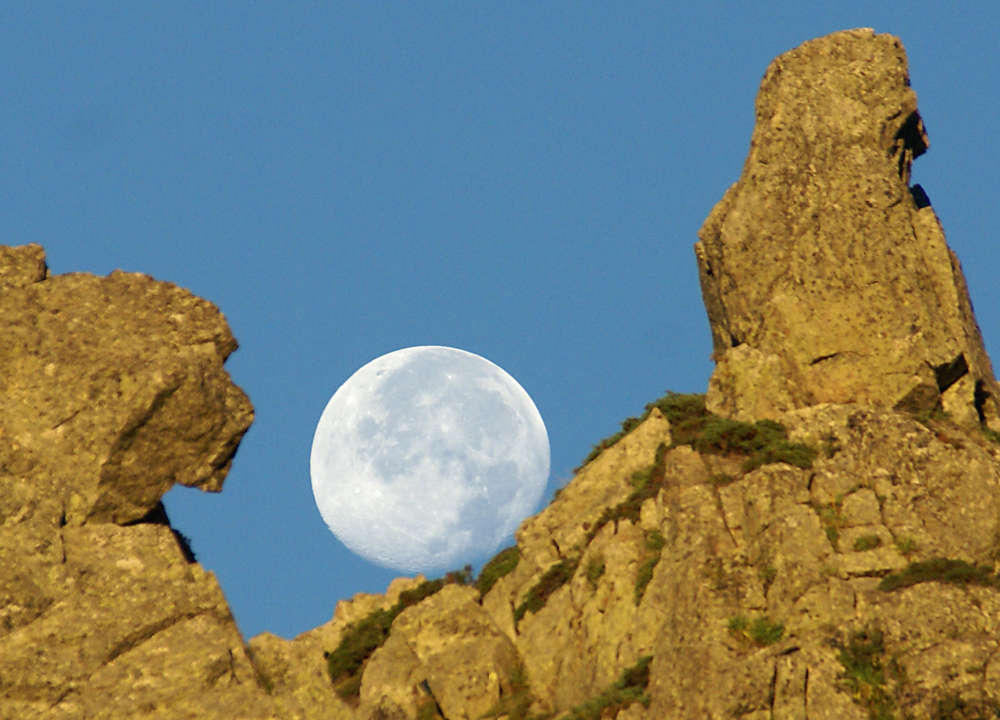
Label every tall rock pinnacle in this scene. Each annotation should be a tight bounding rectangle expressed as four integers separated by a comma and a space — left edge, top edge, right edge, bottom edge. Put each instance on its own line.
695, 28, 1000, 431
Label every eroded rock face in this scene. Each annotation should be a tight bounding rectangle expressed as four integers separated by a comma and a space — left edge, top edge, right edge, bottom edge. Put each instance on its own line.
695, 28, 1000, 430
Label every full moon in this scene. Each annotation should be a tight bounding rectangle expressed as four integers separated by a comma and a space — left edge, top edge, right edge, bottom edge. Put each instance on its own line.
310, 346, 550, 573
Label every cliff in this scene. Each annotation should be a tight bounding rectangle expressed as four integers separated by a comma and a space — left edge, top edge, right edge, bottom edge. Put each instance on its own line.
4, 28, 1000, 719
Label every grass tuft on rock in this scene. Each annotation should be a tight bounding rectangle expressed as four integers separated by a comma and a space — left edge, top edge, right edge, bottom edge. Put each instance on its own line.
728, 615, 785, 647
834, 626, 905, 720
893, 536, 918, 557
560, 656, 653, 720
576, 391, 817, 474
633, 530, 665, 605
814, 499, 845, 550
585, 554, 605, 590
854, 534, 882, 552
878, 558, 1000, 592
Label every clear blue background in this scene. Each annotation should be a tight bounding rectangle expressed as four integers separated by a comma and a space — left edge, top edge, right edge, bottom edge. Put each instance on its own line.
4, 3, 997, 640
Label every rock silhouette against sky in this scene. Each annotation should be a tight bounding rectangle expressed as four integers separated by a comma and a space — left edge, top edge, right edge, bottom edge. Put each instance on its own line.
3, 28, 1000, 720
695, 30, 1000, 429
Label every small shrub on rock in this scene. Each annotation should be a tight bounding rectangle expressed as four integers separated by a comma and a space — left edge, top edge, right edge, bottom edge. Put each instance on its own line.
575, 390, 817, 474
325, 570, 469, 697
893, 536, 918, 556
833, 626, 904, 719
585, 554, 605, 590
853, 534, 882, 551
514, 557, 580, 623
560, 656, 653, 720
633, 531, 665, 606
477, 546, 520, 597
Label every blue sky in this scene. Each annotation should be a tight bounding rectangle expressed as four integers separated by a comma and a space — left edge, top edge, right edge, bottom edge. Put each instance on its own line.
4, 3, 998, 640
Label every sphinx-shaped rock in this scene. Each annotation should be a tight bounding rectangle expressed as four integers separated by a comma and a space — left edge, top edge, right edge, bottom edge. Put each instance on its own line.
695, 28, 1000, 430
0, 244, 264, 718
0, 244, 254, 525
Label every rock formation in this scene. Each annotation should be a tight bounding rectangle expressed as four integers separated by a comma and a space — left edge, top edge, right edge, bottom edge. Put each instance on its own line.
694, 28, 1000, 430
0, 246, 263, 718
5, 27, 1000, 720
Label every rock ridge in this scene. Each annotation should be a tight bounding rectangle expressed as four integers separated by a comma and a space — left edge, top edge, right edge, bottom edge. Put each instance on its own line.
4, 28, 1000, 720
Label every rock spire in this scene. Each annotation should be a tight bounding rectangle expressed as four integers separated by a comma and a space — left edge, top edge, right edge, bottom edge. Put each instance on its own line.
695, 28, 1000, 431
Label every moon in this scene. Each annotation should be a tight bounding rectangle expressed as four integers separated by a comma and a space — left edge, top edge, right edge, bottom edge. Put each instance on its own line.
310, 346, 550, 573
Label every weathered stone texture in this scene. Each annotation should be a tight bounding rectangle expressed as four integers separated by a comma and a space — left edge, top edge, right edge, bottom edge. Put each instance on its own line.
0, 242, 47, 288
489, 404, 1000, 719
362, 585, 520, 720
695, 28, 1000, 430
514, 407, 671, 571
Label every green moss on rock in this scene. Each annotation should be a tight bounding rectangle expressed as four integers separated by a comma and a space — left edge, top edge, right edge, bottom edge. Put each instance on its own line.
727, 614, 784, 647
633, 530, 665, 605
833, 626, 905, 720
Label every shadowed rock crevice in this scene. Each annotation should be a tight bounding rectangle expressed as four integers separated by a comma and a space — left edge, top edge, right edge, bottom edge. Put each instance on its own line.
124, 502, 198, 563
974, 379, 995, 426
889, 110, 928, 182
910, 182, 932, 208
933, 354, 968, 393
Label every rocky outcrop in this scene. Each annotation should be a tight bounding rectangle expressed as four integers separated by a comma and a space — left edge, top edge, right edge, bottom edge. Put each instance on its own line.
694, 28, 1000, 431
0, 244, 264, 718
5, 27, 1000, 720
0, 250, 253, 526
